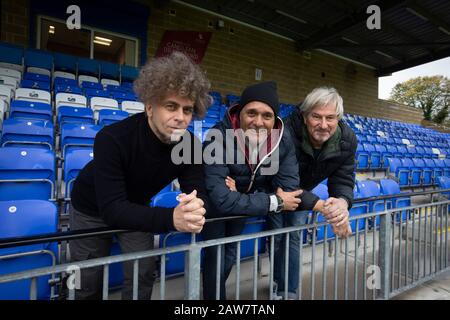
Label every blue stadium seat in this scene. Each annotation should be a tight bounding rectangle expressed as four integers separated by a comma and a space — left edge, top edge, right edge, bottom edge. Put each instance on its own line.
356, 144, 369, 170
412, 158, 432, 185
363, 143, 381, 169
60, 123, 101, 158
209, 91, 222, 105
54, 85, 83, 95
0, 200, 58, 300
433, 159, 445, 182
20, 79, 50, 91
374, 144, 388, 168
9, 100, 52, 122
81, 81, 104, 91
153, 191, 190, 275
77, 58, 99, 77
57, 106, 94, 126
98, 109, 128, 126
436, 176, 450, 198
120, 65, 139, 82
379, 179, 410, 222
23, 72, 50, 83
112, 92, 137, 105
312, 184, 333, 241
443, 159, 450, 177
24, 50, 53, 73
54, 77, 78, 87
53, 52, 77, 73
84, 88, 110, 101
0, 147, 56, 201
388, 158, 410, 187
64, 149, 93, 197
226, 94, 240, 107
356, 180, 385, 227
0, 119, 54, 150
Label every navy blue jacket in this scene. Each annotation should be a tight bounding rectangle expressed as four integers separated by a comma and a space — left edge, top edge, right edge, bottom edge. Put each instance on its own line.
203, 105, 319, 218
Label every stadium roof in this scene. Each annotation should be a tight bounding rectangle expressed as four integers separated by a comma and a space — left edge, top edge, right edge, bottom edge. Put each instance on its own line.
172, 0, 450, 76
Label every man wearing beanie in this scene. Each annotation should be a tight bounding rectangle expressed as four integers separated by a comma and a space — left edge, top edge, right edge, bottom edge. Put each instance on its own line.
201, 81, 327, 300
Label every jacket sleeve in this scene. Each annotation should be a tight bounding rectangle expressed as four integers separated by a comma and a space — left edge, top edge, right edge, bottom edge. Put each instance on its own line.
327, 132, 357, 209
94, 130, 175, 232
271, 133, 319, 211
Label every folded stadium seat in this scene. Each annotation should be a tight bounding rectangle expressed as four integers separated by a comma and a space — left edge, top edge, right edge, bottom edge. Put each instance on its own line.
81, 80, 103, 91
349, 185, 369, 232
90, 97, 119, 120
60, 123, 101, 158
355, 134, 366, 143
20, 79, 50, 92
105, 84, 128, 94
23, 72, 51, 84
443, 159, 450, 177
1, 119, 54, 150
436, 176, 450, 198
57, 106, 94, 127
0, 100, 5, 125
405, 146, 417, 158
312, 183, 333, 241
9, 100, 52, 122
0, 74, 18, 93
121, 101, 145, 115
153, 191, 195, 275
356, 143, 369, 170
112, 92, 137, 105
0, 84, 13, 111
407, 158, 423, 187
386, 144, 398, 161
395, 145, 408, 158
0, 147, 56, 201
15, 88, 51, 105
363, 143, 381, 169
120, 65, 139, 83
374, 144, 388, 168
366, 135, 377, 144
422, 147, 434, 159
0, 200, 58, 300
415, 146, 426, 158
379, 179, 411, 223
98, 109, 128, 126
77, 58, 99, 78
412, 158, 432, 185
226, 94, 240, 107
376, 136, 388, 144
24, 49, 53, 77
219, 104, 228, 120
53, 52, 77, 74
423, 158, 437, 184
55, 93, 87, 109
356, 180, 387, 228
54, 84, 83, 95
433, 159, 445, 182
54, 76, 77, 87
388, 157, 410, 187
63, 148, 94, 198
209, 91, 222, 105
0, 42, 24, 72
100, 78, 120, 87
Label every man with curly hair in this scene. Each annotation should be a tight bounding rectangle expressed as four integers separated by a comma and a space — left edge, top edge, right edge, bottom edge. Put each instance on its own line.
69, 51, 212, 300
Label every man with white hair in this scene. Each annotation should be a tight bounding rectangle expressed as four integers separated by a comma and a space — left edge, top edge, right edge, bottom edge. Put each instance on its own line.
285, 86, 357, 237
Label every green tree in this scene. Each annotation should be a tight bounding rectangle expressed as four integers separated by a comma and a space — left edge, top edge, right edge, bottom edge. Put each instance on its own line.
389, 76, 450, 123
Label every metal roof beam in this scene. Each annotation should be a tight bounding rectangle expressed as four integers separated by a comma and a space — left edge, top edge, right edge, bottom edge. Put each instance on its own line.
297, 0, 407, 50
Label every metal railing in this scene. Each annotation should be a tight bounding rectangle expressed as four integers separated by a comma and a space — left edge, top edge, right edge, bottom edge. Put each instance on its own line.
0, 192, 449, 300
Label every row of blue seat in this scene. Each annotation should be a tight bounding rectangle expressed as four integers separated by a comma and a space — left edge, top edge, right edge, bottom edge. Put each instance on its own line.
0, 42, 138, 81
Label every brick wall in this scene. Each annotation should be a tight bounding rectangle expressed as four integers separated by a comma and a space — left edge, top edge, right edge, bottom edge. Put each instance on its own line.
1, 0, 29, 47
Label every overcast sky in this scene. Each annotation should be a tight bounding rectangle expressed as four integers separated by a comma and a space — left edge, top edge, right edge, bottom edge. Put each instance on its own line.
378, 56, 450, 100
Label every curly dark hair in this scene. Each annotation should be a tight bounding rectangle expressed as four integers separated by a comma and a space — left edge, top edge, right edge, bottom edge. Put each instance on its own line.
133, 51, 212, 117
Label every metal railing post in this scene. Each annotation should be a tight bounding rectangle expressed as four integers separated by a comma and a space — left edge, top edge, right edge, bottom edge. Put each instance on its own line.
378, 211, 392, 300
184, 234, 201, 300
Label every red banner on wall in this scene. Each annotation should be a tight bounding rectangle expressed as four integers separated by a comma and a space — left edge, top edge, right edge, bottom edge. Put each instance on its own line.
155, 31, 212, 64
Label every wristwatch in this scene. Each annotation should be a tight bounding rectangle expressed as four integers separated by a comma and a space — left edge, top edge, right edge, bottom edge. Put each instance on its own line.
275, 195, 284, 213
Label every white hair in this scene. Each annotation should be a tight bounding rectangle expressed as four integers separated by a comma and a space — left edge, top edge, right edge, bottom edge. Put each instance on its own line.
299, 87, 344, 119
